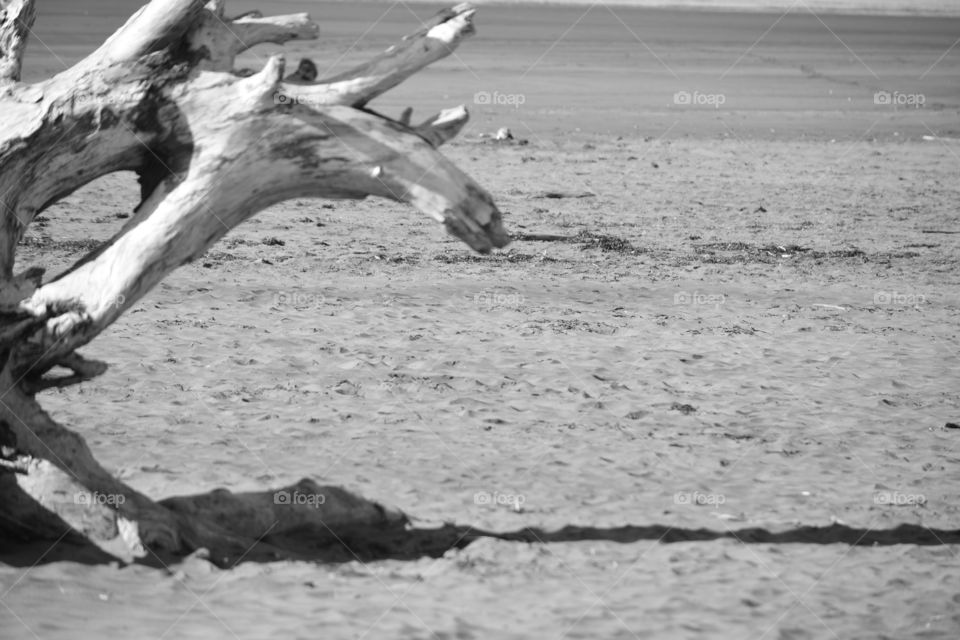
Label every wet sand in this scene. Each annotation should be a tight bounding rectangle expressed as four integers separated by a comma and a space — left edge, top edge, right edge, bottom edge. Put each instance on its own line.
3, 1, 960, 639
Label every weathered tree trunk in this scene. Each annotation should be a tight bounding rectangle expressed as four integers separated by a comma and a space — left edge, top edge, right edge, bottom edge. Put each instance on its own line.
0, 0, 509, 565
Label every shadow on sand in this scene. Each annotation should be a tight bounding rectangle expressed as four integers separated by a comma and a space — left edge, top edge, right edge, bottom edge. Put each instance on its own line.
3, 521, 958, 569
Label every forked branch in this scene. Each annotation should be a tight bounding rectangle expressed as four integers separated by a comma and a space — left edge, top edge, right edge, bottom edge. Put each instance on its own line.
0, 0, 506, 563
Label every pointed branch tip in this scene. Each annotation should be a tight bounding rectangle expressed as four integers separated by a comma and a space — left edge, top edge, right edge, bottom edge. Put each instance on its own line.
261, 54, 285, 87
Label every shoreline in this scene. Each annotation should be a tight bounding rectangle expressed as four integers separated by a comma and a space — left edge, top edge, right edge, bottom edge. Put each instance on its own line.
317, 0, 960, 19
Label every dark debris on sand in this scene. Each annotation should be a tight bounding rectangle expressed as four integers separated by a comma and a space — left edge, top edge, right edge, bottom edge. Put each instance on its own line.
512, 229, 643, 255
16, 236, 104, 253
434, 252, 563, 264
687, 241, 915, 265
574, 230, 642, 254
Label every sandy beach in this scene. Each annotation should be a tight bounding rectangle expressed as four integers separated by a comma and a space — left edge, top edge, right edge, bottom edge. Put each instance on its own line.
2, 1, 960, 638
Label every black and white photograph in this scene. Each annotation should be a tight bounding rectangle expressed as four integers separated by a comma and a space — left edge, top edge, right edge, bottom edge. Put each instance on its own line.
0, 0, 958, 637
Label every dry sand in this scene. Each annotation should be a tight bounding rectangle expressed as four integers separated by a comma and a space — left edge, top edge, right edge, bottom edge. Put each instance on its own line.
3, 1, 960, 638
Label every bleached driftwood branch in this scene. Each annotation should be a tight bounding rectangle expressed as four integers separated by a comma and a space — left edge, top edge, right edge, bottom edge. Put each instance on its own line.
0, 0, 508, 564
0, 0, 35, 82
189, 9, 318, 71
284, 3, 477, 108
17, 57, 506, 377
415, 105, 471, 147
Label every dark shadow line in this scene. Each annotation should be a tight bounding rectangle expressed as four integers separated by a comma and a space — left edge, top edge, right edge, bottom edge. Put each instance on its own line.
475, 522, 960, 547
268, 521, 960, 565
3, 522, 958, 569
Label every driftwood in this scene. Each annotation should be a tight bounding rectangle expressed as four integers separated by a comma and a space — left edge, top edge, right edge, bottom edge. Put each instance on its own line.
0, 0, 509, 565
